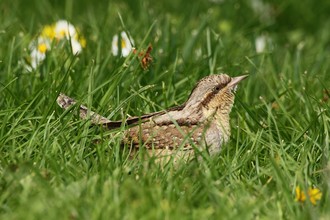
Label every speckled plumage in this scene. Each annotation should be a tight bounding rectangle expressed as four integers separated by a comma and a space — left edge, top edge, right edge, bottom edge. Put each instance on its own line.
57, 74, 247, 162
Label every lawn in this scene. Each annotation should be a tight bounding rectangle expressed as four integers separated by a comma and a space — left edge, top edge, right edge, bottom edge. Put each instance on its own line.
1, 0, 330, 219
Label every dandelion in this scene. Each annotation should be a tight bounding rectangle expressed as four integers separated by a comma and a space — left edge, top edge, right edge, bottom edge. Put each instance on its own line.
111, 31, 134, 57
295, 186, 322, 205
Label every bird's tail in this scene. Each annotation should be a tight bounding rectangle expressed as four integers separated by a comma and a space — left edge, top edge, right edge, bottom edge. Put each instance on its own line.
57, 93, 165, 129
56, 93, 112, 125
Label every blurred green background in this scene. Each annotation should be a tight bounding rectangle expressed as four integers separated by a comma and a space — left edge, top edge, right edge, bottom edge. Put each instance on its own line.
1, 0, 330, 219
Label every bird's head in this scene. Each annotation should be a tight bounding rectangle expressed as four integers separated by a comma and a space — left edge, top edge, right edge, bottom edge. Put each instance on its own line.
184, 74, 248, 119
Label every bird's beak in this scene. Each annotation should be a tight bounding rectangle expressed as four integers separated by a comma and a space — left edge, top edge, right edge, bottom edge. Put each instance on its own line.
228, 75, 248, 88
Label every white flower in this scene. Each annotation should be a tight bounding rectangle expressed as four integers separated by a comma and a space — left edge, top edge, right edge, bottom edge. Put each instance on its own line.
25, 19, 86, 70
29, 36, 51, 51
111, 31, 134, 57
53, 20, 84, 54
255, 35, 267, 53
27, 37, 50, 70
29, 48, 46, 69
54, 20, 77, 40
70, 39, 82, 54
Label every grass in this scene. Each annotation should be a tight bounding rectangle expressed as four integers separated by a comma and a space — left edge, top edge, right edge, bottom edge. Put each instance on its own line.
1, 0, 330, 219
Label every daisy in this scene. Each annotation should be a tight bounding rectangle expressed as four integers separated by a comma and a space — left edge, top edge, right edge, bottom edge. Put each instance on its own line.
70, 38, 83, 54
111, 31, 134, 57
54, 20, 77, 40
28, 36, 51, 69
26, 19, 86, 70
53, 20, 86, 54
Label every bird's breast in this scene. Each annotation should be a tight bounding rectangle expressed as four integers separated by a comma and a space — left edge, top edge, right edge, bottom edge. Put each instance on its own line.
204, 115, 231, 155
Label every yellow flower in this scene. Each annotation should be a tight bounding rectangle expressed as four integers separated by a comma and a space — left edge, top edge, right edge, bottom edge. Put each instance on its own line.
295, 186, 306, 203
79, 36, 87, 48
41, 25, 55, 40
38, 43, 48, 54
26, 19, 86, 71
295, 186, 322, 205
308, 188, 322, 205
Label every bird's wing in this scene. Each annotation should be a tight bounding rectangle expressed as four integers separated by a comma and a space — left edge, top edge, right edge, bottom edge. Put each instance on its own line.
125, 121, 204, 150
57, 93, 207, 151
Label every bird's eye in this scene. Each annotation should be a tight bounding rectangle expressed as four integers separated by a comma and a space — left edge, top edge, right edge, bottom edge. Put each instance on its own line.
213, 85, 221, 92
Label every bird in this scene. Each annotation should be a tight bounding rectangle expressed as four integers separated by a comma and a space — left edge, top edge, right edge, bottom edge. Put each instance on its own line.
57, 74, 248, 162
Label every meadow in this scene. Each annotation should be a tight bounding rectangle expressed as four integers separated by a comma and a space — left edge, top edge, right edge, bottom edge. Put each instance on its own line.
0, 0, 330, 219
